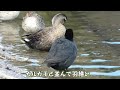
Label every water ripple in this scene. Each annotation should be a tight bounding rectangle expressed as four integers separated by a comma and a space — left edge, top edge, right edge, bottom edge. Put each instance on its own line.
90, 70, 120, 76
69, 65, 120, 69
90, 59, 111, 63
102, 41, 120, 45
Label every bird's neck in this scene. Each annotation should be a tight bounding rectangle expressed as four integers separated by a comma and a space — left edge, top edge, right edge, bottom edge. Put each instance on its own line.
52, 24, 66, 39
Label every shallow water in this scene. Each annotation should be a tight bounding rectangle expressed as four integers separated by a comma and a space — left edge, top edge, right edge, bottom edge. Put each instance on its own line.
0, 11, 120, 79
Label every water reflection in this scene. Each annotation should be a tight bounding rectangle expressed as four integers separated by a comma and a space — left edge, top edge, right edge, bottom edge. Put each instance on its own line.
102, 41, 120, 45
90, 59, 111, 63
69, 65, 120, 69
80, 54, 90, 57
0, 21, 20, 44
25, 63, 41, 67
90, 70, 120, 76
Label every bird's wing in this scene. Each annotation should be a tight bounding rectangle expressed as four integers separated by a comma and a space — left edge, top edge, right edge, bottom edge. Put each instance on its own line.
22, 29, 47, 42
45, 39, 75, 64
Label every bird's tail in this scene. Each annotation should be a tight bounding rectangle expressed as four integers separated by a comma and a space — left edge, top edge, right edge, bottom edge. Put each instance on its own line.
21, 34, 31, 43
